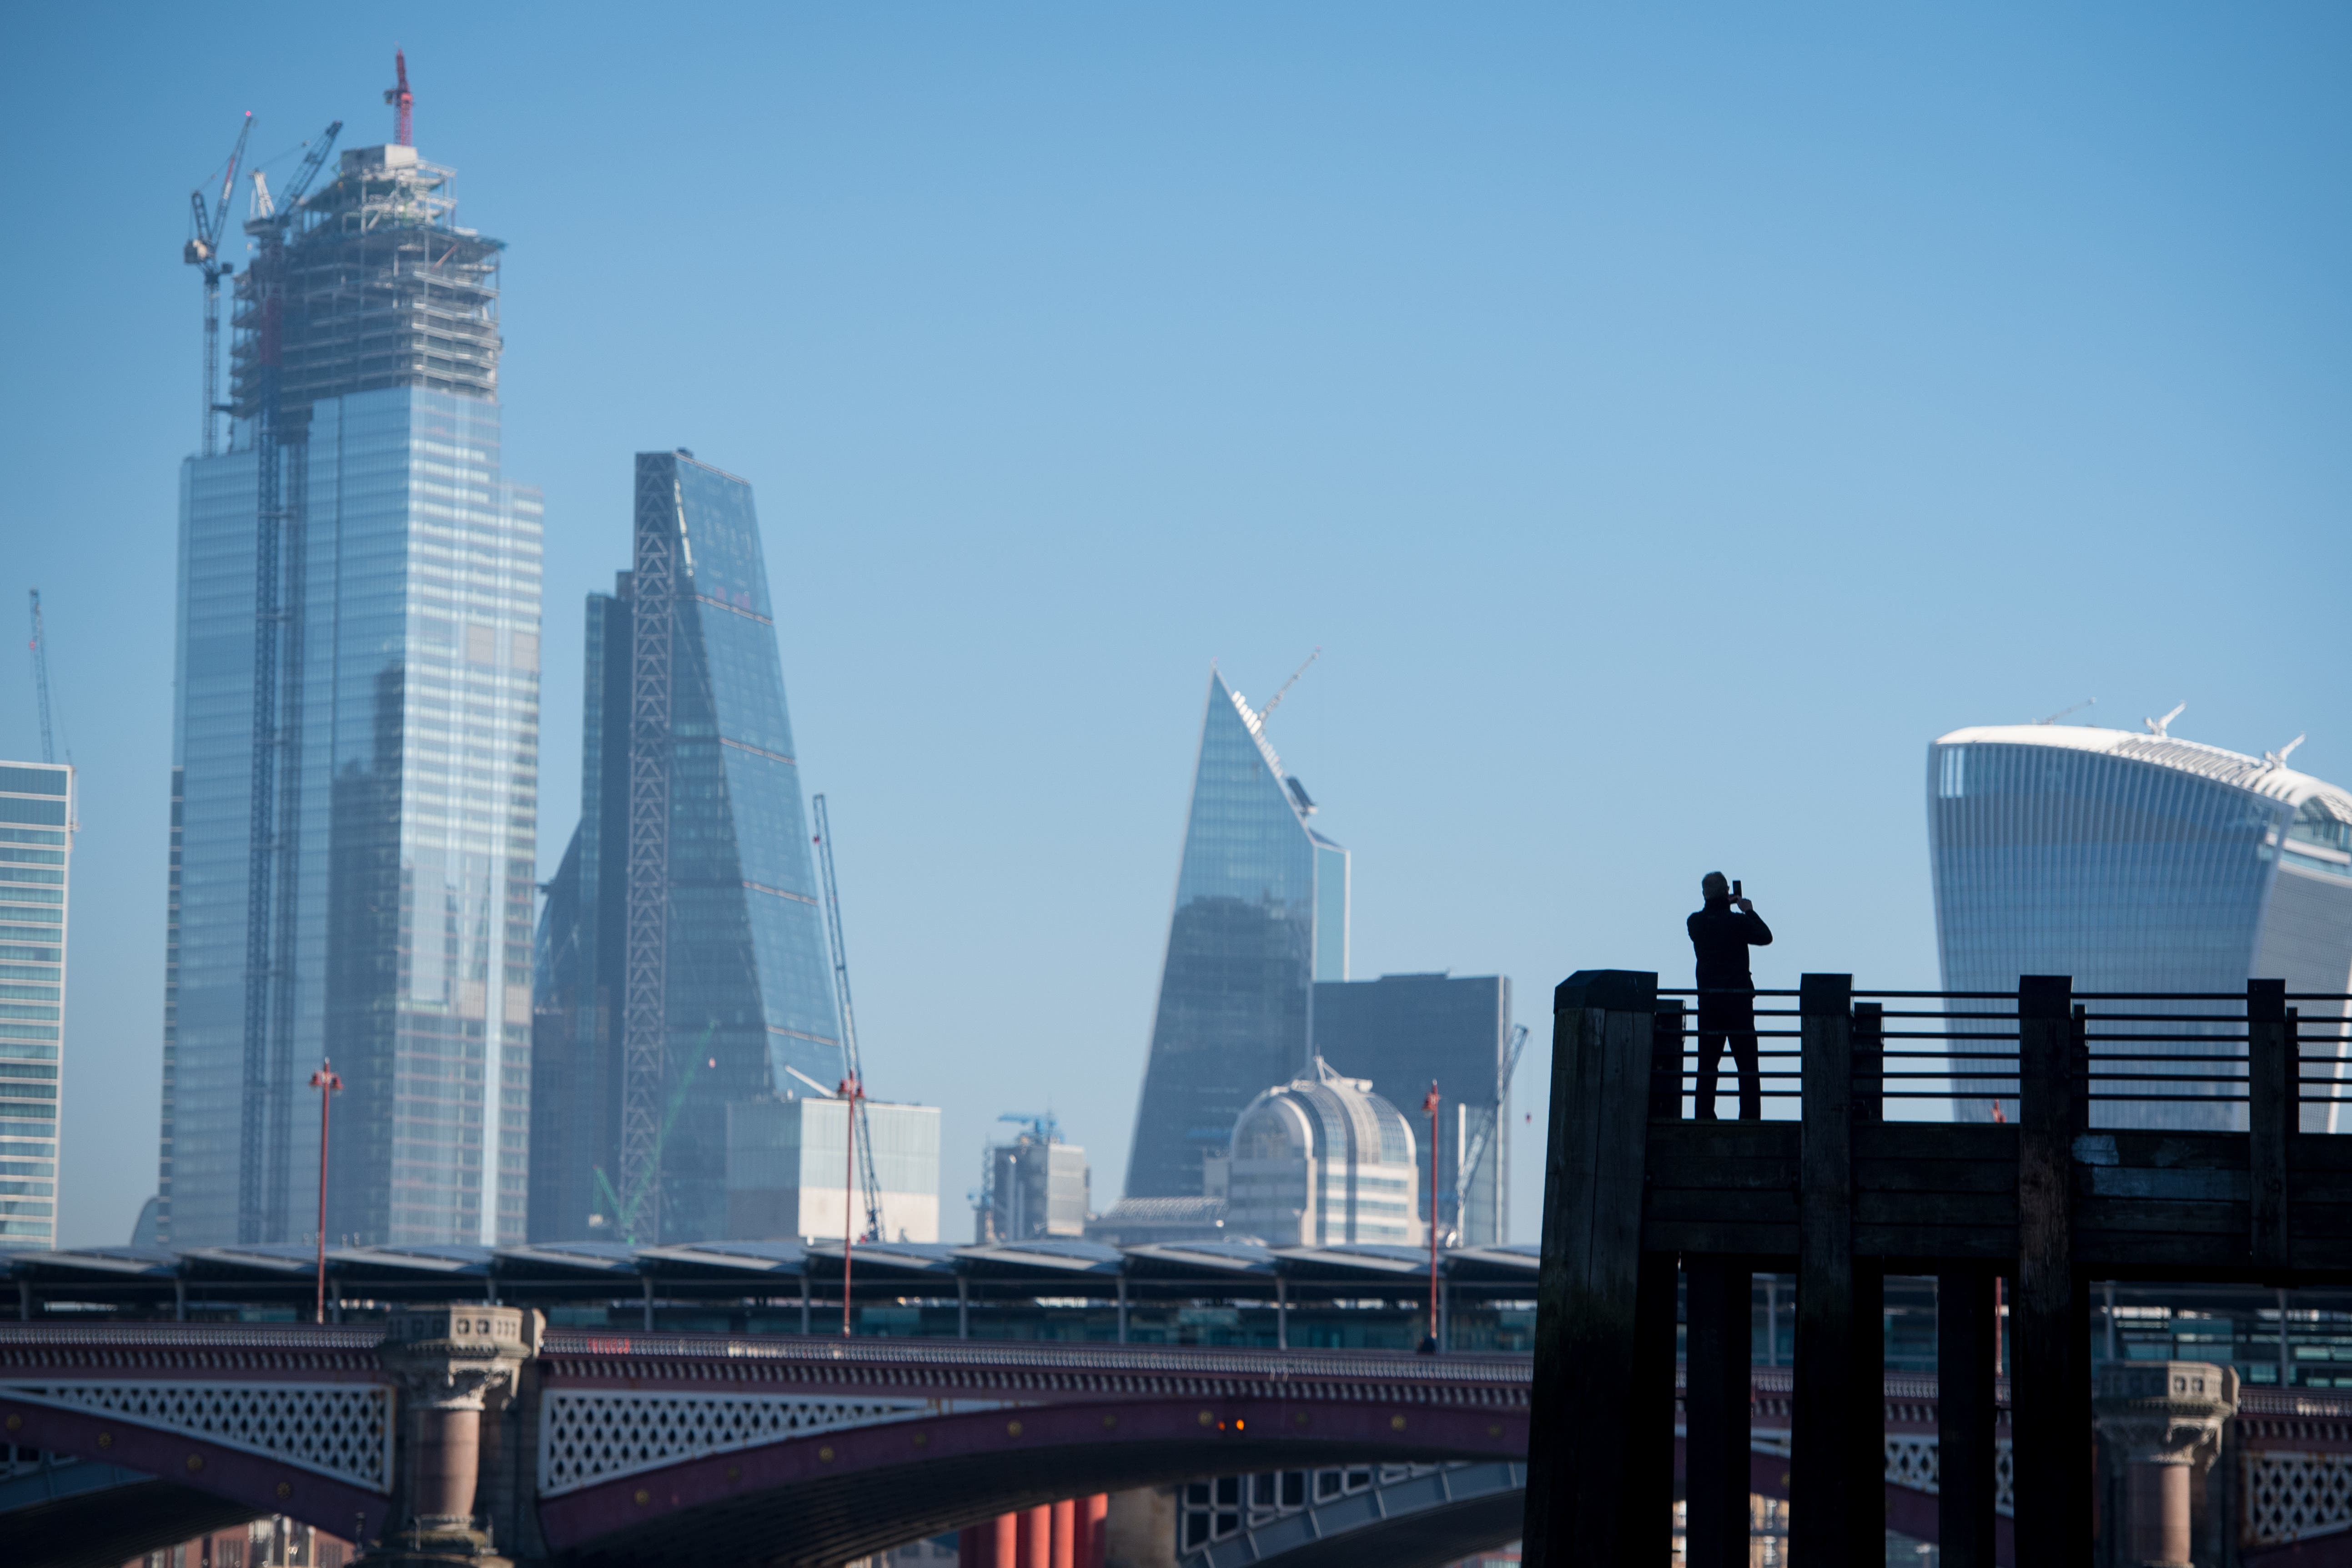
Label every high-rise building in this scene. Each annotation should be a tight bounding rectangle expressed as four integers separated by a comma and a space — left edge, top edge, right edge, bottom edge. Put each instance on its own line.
725, 1095, 940, 1243
1929, 722, 2352, 1128
1122, 672, 1349, 1201
1312, 972, 1513, 1246
976, 1132, 1091, 1243
529, 452, 843, 1244
1226, 1057, 1422, 1248
162, 129, 541, 1247
0, 763, 71, 1248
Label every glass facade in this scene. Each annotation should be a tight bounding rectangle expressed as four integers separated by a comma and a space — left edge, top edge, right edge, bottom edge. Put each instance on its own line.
529, 452, 842, 1244
164, 140, 539, 1247
0, 763, 70, 1246
1123, 673, 1350, 1200
1311, 972, 1513, 1245
1929, 726, 2352, 1130
1226, 1058, 1420, 1247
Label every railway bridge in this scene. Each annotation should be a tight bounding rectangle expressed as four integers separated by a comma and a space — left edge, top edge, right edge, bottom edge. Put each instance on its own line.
0, 1313, 1527, 1567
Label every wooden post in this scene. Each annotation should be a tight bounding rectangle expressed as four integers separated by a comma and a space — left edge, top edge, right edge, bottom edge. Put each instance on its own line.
2013, 975, 2089, 1564
1793, 973, 1856, 1568
1652, 1000, 1685, 1121
1524, 970, 1667, 1568
1938, 1267, 1999, 1568
1854, 1002, 1883, 1126
1684, 1259, 1751, 1568
2250, 979, 2290, 1268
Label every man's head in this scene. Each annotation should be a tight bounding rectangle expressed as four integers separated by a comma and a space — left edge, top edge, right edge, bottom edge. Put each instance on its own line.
1701, 871, 1729, 902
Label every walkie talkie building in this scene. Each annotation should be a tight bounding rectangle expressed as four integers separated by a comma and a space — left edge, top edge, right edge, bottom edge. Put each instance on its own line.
1928, 723, 2352, 1129
1122, 673, 1350, 1200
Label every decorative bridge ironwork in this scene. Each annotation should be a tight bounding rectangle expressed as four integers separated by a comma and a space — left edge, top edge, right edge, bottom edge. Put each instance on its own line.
0, 1314, 1529, 1568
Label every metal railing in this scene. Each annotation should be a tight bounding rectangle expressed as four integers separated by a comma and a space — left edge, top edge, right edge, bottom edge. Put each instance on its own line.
1652, 982, 2352, 1127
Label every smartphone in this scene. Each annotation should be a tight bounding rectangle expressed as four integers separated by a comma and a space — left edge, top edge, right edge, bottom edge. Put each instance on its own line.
1732, 879, 1742, 898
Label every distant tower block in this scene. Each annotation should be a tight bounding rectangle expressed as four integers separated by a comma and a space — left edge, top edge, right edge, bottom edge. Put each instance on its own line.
1123, 671, 1349, 1201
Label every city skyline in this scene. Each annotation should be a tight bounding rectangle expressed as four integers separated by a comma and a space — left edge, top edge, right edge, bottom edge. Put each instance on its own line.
6, 11, 2349, 1245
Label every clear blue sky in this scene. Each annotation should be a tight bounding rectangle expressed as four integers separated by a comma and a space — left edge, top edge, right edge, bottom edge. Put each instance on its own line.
4, 5, 2347, 1247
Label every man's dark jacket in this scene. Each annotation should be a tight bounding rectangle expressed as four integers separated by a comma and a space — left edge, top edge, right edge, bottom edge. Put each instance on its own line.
1687, 899, 1773, 992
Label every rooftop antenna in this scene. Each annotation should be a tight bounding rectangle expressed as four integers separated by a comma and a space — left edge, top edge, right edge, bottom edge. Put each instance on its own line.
1255, 646, 1322, 729
2034, 698, 2095, 726
26, 591, 54, 765
2266, 734, 2307, 769
385, 49, 413, 146
2144, 702, 2186, 739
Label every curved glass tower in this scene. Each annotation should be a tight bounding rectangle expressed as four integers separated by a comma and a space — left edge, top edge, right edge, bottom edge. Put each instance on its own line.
1929, 724, 2352, 1128
1123, 672, 1349, 1200
528, 451, 840, 1243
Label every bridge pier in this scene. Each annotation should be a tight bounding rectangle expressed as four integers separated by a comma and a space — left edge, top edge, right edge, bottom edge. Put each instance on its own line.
2092, 1362, 2236, 1568
357, 1304, 538, 1568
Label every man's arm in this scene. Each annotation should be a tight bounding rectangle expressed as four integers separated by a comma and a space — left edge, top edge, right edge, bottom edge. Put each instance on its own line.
1741, 908, 1773, 946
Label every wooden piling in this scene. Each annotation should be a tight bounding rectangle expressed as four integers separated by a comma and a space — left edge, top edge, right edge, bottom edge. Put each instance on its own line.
2012, 975, 2090, 1564
1524, 970, 1666, 1568
1938, 1267, 2000, 1568
1684, 1259, 1752, 1568
1793, 973, 1856, 1568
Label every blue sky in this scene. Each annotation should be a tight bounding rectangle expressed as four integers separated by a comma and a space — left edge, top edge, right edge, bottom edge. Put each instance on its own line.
4, 5, 2347, 1246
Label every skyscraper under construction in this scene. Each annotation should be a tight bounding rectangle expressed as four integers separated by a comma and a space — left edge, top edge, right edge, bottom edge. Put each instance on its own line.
159, 78, 542, 1248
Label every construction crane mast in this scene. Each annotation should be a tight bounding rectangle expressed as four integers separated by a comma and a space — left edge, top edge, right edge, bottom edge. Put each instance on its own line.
25, 592, 53, 766
234, 119, 340, 1244
183, 113, 252, 458
811, 795, 885, 1241
385, 50, 414, 146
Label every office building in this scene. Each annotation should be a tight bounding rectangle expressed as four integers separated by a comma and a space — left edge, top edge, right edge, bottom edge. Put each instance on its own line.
1930, 721, 2352, 1128
1123, 672, 1349, 1201
162, 127, 541, 1247
724, 1095, 940, 1243
1226, 1057, 1422, 1247
530, 451, 843, 1244
976, 1131, 1090, 1243
1312, 972, 1513, 1246
0, 763, 71, 1247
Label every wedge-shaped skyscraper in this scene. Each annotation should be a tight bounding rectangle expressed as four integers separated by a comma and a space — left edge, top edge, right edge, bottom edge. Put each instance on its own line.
1124, 673, 1350, 1200
162, 137, 541, 1247
531, 452, 841, 1243
1930, 722, 2352, 1128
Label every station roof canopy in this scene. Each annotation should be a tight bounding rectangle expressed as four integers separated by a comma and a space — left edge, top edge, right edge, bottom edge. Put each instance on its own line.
0, 1236, 1543, 1308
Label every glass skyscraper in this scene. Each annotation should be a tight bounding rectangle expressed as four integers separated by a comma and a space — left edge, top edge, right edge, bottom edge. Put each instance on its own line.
0, 763, 71, 1247
1930, 723, 2352, 1129
161, 138, 541, 1246
1123, 672, 1350, 1200
1312, 972, 1513, 1246
529, 451, 841, 1244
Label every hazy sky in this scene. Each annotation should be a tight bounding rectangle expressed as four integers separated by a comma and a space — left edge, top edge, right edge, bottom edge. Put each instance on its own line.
4, 5, 2348, 1247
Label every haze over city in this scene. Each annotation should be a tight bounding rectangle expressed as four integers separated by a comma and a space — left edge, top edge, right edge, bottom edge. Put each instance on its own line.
5, 4, 2349, 1250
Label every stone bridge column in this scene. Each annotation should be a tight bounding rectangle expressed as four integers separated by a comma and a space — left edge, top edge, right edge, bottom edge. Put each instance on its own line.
2091, 1361, 2236, 1568
357, 1304, 539, 1568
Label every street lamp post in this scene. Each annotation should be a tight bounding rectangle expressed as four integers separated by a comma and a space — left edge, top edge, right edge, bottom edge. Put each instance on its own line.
838, 1076, 864, 1337
1421, 1081, 1441, 1354
308, 1059, 343, 1324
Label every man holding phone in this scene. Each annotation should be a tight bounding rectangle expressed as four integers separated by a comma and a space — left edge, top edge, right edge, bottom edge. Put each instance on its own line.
1688, 871, 1773, 1120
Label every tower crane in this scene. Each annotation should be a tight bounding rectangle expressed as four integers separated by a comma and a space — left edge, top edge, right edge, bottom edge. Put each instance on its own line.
812, 795, 885, 1241
183, 113, 252, 458
26, 591, 53, 766
385, 49, 414, 146
1450, 1023, 1528, 1241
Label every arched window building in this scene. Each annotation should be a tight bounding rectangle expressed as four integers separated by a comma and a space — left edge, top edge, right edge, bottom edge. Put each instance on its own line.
1226, 1058, 1422, 1247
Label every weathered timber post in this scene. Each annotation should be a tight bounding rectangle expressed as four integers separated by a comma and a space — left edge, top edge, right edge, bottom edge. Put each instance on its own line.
1684, 1258, 1751, 1568
357, 1304, 539, 1568
2091, 1361, 2236, 1568
2249, 979, 2290, 1264
1524, 970, 1669, 1567
1793, 973, 1879, 1565
2014, 975, 2091, 1563
1937, 1266, 2000, 1568
1854, 1002, 1884, 1126
1651, 1001, 1685, 1121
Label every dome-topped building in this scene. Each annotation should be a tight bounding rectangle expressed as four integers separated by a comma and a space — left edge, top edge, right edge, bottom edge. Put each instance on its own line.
1227, 1058, 1422, 1247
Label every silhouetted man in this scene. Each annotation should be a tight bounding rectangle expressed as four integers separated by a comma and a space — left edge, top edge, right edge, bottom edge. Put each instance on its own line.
1688, 871, 1772, 1121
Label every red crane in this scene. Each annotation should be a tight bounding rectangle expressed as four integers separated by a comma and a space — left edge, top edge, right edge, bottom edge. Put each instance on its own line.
385, 49, 413, 146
